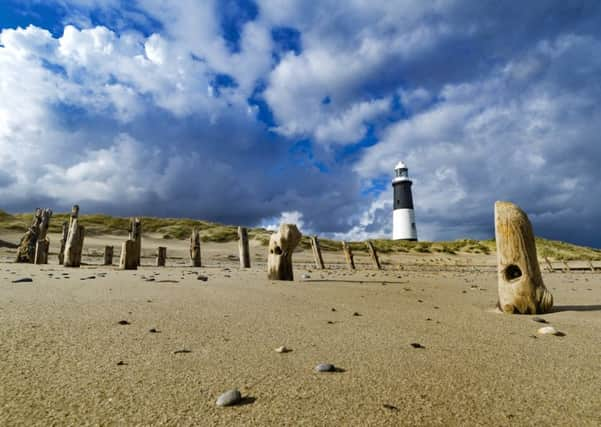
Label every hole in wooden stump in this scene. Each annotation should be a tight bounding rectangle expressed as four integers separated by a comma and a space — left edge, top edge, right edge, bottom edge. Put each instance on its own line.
504, 264, 522, 281
274, 246, 283, 255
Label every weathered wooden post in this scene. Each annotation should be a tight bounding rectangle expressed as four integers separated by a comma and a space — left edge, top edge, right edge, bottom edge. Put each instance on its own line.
495, 201, 553, 314
365, 240, 381, 270
34, 208, 52, 264
190, 228, 201, 267
267, 224, 302, 281
341, 241, 355, 270
562, 260, 571, 273
104, 246, 114, 266
238, 226, 251, 268
543, 256, 554, 273
128, 217, 142, 266
64, 205, 85, 267
156, 246, 167, 267
310, 235, 325, 269
58, 221, 68, 264
119, 240, 137, 270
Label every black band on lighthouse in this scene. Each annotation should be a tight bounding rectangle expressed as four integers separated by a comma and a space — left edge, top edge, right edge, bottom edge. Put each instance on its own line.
393, 181, 414, 209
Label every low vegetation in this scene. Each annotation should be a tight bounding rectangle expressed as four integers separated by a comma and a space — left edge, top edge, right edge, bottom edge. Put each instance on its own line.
1, 209, 599, 260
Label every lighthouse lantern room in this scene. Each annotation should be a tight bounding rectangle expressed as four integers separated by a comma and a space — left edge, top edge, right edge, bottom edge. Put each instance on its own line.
392, 161, 418, 241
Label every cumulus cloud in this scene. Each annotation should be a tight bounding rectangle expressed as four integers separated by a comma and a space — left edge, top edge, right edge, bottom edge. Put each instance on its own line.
1, 1, 601, 246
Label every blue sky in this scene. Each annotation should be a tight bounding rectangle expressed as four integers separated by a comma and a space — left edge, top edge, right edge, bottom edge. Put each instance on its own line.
1, 1, 601, 246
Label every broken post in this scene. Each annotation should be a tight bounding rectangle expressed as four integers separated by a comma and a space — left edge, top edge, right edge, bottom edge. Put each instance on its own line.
128, 217, 142, 266
562, 260, 571, 273
365, 240, 381, 270
34, 208, 53, 264
341, 241, 355, 270
64, 205, 85, 267
16, 208, 50, 263
190, 228, 201, 267
58, 221, 68, 264
119, 240, 137, 270
156, 246, 167, 267
310, 235, 325, 270
495, 201, 553, 314
267, 224, 302, 281
543, 256, 554, 272
238, 226, 251, 268
104, 246, 114, 266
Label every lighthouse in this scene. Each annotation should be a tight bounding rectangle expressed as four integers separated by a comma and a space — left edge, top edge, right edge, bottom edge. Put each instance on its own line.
392, 161, 417, 241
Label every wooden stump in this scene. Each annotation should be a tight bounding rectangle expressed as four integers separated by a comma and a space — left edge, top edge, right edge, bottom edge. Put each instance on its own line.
190, 228, 201, 267
58, 221, 68, 264
64, 219, 85, 267
16, 208, 52, 263
267, 224, 302, 281
495, 201, 553, 314
119, 240, 137, 270
156, 246, 167, 267
365, 240, 381, 270
341, 241, 355, 270
128, 217, 142, 266
310, 236, 325, 270
238, 226, 251, 268
104, 246, 114, 266
34, 240, 49, 265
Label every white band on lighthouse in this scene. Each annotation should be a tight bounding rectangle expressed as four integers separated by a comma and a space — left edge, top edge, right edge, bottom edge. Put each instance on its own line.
393, 209, 417, 240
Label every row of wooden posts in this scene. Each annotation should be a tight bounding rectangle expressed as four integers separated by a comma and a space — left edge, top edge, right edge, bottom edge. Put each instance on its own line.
14, 206, 383, 281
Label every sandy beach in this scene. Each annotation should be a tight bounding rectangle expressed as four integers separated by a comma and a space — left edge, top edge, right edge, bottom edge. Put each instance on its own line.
1, 234, 600, 426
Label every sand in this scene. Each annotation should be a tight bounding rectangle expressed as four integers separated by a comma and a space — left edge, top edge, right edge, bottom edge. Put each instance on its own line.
1, 234, 600, 426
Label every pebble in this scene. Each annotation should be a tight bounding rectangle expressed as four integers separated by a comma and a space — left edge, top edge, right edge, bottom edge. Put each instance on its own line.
301, 274, 311, 280
352, 312, 361, 317
117, 320, 130, 325
410, 342, 425, 349
532, 317, 548, 323
216, 389, 242, 407
537, 326, 563, 336
315, 363, 336, 372
275, 346, 291, 353
197, 275, 208, 281
12, 277, 33, 283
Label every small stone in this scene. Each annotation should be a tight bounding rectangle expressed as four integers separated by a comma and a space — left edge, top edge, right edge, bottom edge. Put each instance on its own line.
12, 277, 32, 283
331, 308, 336, 312
301, 274, 311, 280
116, 361, 127, 366
532, 317, 548, 323
275, 346, 291, 353
197, 275, 208, 281
117, 320, 130, 325
149, 328, 160, 333
216, 389, 242, 407
173, 349, 192, 354
537, 326, 564, 336
315, 363, 335, 372
383, 403, 399, 411
410, 342, 425, 349
352, 312, 361, 317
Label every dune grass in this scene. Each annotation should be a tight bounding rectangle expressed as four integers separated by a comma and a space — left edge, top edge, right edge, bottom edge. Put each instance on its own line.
1, 209, 599, 260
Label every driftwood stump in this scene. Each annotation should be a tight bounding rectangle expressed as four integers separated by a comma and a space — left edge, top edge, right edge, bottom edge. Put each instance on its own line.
156, 246, 167, 267
104, 246, 114, 266
495, 201, 553, 314
310, 236, 325, 269
267, 224, 302, 281
238, 226, 251, 268
58, 221, 68, 264
365, 240, 381, 270
64, 220, 85, 267
33, 208, 52, 264
16, 208, 52, 263
119, 240, 137, 270
190, 228, 201, 267
341, 241, 355, 270
128, 217, 142, 266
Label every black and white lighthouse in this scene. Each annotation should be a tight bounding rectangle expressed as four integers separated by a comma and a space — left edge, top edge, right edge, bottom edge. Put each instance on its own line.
392, 161, 417, 241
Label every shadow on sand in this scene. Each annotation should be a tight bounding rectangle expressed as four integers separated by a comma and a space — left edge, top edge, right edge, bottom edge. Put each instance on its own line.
0, 239, 18, 249
551, 305, 601, 313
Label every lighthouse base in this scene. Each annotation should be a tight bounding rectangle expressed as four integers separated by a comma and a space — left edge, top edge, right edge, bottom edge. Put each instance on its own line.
393, 209, 417, 240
